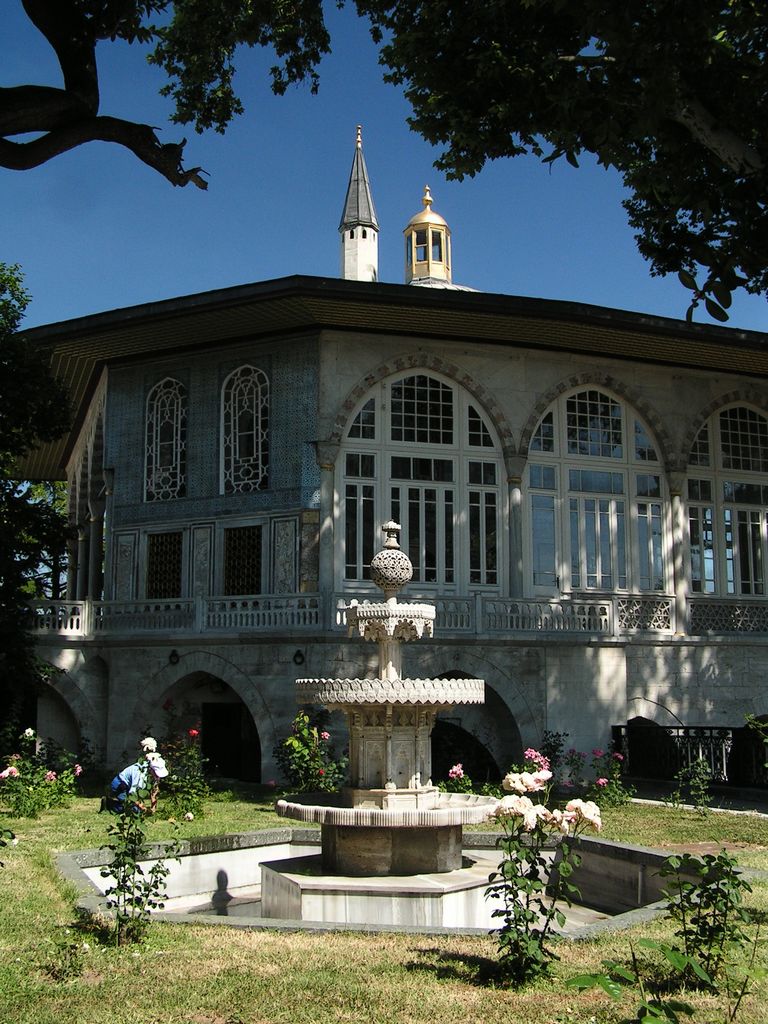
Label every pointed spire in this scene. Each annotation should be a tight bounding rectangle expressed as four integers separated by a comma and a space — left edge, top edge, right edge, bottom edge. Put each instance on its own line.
339, 125, 379, 232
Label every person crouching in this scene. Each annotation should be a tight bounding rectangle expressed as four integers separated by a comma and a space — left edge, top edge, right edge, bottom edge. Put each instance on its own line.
104, 743, 169, 814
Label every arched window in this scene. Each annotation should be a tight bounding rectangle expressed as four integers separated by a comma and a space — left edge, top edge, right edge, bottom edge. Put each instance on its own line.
221, 366, 269, 494
340, 373, 505, 591
687, 405, 768, 596
145, 378, 186, 501
526, 388, 665, 594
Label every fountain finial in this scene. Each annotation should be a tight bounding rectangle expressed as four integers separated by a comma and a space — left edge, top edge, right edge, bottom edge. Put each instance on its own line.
370, 520, 413, 596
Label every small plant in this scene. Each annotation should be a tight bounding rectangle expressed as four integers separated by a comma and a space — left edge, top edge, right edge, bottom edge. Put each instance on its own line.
0, 827, 16, 865
586, 747, 635, 807
100, 790, 180, 945
161, 725, 210, 817
0, 728, 83, 817
439, 762, 474, 793
668, 757, 712, 816
540, 730, 568, 780
660, 851, 753, 985
40, 928, 92, 981
274, 711, 348, 792
486, 752, 602, 986
568, 850, 760, 1020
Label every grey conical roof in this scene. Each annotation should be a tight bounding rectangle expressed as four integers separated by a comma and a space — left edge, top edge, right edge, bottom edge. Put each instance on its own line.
339, 128, 379, 232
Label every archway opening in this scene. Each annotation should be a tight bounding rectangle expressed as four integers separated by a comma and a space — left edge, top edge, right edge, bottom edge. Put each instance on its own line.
431, 720, 500, 785
159, 672, 261, 782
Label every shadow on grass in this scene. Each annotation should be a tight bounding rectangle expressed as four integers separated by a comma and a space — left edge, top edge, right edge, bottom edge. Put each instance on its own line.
404, 945, 504, 986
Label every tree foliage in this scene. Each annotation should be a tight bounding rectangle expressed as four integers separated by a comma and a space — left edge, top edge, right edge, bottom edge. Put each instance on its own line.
3, 3, 767, 315
0, 263, 70, 742
1, 1, 331, 190
359, 0, 767, 318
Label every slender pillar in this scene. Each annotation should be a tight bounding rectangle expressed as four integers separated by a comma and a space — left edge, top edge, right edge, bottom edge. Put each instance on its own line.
66, 535, 79, 600
505, 451, 526, 598
669, 471, 689, 635
76, 525, 89, 600
88, 501, 105, 599
315, 442, 339, 627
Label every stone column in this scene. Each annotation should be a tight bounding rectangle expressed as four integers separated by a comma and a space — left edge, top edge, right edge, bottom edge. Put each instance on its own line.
88, 501, 105, 599
669, 471, 689, 635
76, 525, 89, 600
66, 534, 79, 600
315, 441, 339, 628
505, 450, 527, 599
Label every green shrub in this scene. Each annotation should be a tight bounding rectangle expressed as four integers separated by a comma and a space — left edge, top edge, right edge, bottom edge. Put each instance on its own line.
274, 712, 347, 792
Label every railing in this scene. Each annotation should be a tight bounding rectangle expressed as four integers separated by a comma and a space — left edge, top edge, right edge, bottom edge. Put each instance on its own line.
689, 598, 768, 634
612, 723, 768, 787
28, 592, 768, 640
484, 598, 612, 634
205, 595, 321, 630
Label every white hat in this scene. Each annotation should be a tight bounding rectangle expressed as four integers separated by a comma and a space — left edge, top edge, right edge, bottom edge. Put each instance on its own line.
140, 737, 157, 753
145, 752, 169, 779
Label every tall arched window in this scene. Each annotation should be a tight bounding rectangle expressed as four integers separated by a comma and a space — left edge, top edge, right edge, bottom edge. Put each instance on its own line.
339, 373, 505, 591
687, 405, 768, 596
221, 366, 269, 494
526, 388, 666, 595
145, 378, 186, 501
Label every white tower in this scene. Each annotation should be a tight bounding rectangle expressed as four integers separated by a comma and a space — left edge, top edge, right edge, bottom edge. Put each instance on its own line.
339, 126, 379, 282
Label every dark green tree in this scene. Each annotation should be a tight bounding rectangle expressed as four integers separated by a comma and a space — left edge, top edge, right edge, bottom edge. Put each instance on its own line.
0, 263, 70, 751
358, 0, 767, 320
3, 3, 765, 313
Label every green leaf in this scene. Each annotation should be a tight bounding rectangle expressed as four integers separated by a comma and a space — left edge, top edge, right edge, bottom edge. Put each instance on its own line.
704, 297, 729, 322
711, 282, 733, 309
677, 271, 698, 291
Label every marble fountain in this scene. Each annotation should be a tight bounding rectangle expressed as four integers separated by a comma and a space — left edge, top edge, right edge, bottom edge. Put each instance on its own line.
64, 523, 677, 935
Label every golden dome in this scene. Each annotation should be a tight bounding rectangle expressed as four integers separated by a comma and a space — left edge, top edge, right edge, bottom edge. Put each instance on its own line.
405, 186, 449, 231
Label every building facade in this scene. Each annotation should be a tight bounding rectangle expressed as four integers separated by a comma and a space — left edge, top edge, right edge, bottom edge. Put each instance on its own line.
24, 135, 768, 782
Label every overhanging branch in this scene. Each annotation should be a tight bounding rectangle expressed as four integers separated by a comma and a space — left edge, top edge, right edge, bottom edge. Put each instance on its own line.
0, 116, 208, 189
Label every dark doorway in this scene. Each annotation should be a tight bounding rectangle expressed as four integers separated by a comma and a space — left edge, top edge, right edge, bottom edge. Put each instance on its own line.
201, 703, 261, 782
431, 720, 501, 786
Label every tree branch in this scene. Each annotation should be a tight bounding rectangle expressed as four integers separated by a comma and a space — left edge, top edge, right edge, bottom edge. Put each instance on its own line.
0, 116, 208, 189
670, 95, 763, 177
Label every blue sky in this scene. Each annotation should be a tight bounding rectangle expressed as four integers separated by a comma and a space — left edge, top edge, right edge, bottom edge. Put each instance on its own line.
3, 3, 767, 332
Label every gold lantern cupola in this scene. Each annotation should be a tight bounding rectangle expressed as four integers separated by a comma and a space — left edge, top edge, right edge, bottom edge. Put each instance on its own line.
404, 186, 452, 285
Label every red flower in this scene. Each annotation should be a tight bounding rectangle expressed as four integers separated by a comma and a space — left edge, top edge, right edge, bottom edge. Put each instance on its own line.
188, 728, 199, 738
318, 768, 325, 775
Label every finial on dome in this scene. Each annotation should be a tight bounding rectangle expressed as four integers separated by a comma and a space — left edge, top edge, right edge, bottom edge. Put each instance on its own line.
382, 520, 401, 548
422, 185, 433, 209
356, 124, 362, 148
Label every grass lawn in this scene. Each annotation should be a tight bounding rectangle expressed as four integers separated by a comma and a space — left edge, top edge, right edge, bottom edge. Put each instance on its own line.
1, 790, 767, 1024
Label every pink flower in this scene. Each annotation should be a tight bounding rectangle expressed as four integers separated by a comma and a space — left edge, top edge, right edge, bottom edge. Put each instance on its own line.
592, 748, 605, 758
45, 770, 57, 782
0, 766, 20, 779
320, 731, 330, 741
318, 768, 325, 776
523, 748, 551, 771
74, 764, 83, 777
448, 763, 465, 780
188, 728, 199, 738
613, 752, 624, 761
596, 777, 608, 787
562, 779, 574, 789
564, 798, 602, 832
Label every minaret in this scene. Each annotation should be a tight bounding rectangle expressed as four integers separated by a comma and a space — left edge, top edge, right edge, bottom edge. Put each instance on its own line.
404, 186, 452, 285
339, 126, 379, 282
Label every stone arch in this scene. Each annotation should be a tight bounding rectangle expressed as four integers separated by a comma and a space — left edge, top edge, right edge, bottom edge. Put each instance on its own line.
518, 371, 675, 470
408, 645, 540, 773
327, 352, 516, 456
38, 655, 108, 759
679, 387, 768, 467
141, 650, 279, 773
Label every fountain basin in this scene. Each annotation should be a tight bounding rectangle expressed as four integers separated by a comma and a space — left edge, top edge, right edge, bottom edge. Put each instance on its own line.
59, 828, 702, 937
